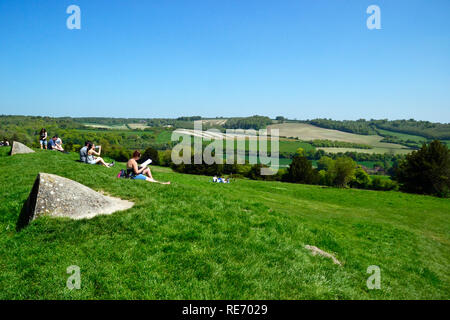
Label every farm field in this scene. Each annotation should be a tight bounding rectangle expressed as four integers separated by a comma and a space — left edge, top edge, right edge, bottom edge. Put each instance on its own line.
0, 148, 449, 299
376, 128, 428, 144
268, 123, 412, 155
83, 123, 129, 130
316, 147, 412, 155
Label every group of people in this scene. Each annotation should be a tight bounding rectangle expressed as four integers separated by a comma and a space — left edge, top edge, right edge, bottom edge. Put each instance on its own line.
79, 141, 170, 184
39, 128, 66, 152
213, 176, 231, 183
79, 141, 114, 167
0, 138, 9, 147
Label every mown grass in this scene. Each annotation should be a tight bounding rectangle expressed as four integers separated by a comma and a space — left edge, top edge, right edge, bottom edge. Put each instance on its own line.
0, 147, 449, 299
376, 128, 428, 144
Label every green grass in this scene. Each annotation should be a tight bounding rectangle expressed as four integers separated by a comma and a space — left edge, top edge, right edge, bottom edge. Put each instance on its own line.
0, 147, 449, 299
376, 128, 428, 144
278, 139, 315, 153
358, 161, 392, 169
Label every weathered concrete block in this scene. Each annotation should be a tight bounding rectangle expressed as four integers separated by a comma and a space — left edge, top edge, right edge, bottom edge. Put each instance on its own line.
10, 141, 35, 155
17, 173, 134, 229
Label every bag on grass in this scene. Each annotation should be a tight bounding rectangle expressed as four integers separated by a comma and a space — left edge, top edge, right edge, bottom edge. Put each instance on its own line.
117, 169, 127, 178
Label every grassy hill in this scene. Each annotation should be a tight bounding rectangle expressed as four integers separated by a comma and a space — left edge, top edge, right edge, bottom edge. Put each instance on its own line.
267, 123, 411, 154
0, 147, 449, 299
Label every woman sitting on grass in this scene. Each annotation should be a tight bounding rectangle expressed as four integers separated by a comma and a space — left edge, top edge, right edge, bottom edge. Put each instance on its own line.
86, 143, 115, 168
127, 150, 170, 184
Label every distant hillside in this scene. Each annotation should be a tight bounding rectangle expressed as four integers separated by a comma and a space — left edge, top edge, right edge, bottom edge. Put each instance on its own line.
267, 123, 411, 155
304, 118, 450, 140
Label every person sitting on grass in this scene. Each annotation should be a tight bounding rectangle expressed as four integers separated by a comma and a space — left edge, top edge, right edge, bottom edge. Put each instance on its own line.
55, 136, 65, 151
86, 143, 115, 167
79, 141, 91, 163
126, 150, 170, 184
0, 138, 9, 147
48, 136, 65, 152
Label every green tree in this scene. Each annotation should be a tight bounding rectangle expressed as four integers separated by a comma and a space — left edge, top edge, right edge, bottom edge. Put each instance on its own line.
351, 166, 372, 189
317, 156, 334, 171
396, 140, 449, 197
142, 146, 160, 165
285, 155, 319, 184
330, 157, 356, 187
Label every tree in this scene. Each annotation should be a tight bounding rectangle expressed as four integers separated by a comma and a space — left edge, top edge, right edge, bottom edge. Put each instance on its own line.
285, 155, 319, 184
351, 166, 372, 189
330, 157, 356, 187
296, 147, 305, 156
142, 146, 160, 165
160, 150, 172, 167
395, 140, 449, 197
317, 156, 334, 171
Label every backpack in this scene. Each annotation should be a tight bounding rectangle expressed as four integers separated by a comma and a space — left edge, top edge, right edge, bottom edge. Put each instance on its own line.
117, 169, 128, 179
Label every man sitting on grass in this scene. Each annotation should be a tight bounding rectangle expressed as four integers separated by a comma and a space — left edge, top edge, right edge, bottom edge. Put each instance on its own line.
48, 136, 65, 152
79, 141, 91, 163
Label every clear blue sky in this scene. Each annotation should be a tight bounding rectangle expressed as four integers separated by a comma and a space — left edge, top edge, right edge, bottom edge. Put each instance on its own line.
0, 0, 449, 121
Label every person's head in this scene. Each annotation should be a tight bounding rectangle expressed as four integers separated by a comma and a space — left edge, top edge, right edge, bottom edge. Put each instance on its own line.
86, 142, 94, 151
40, 128, 46, 135
52, 136, 57, 141
132, 150, 141, 160
84, 141, 92, 146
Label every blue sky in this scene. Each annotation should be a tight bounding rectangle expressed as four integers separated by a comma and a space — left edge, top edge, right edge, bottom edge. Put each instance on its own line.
0, 0, 449, 121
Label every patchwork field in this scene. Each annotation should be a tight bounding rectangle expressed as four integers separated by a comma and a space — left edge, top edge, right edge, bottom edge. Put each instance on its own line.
268, 123, 411, 154
316, 147, 412, 155
376, 128, 428, 144
83, 123, 129, 130
0, 148, 449, 299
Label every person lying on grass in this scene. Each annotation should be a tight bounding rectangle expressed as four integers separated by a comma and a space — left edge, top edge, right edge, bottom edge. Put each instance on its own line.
126, 150, 170, 184
86, 143, 115, 167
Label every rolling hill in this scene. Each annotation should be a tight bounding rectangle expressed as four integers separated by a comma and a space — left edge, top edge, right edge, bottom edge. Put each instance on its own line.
0, 147, 449, 299
268, 123, 412, 154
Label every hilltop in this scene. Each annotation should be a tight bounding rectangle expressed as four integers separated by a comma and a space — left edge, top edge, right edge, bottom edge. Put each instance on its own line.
0, 147, 449, 299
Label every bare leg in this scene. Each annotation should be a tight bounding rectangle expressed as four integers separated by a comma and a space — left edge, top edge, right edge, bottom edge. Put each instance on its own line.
143, 167, 153, 179
95, 157, 110, 167
145, 177, 170, 184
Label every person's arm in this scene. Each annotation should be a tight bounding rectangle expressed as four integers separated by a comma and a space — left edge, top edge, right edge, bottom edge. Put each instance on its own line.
132, 160, 145, 174
90, 149, 100, 156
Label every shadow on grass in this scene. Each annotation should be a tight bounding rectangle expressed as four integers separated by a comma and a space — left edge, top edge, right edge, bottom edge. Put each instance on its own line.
16, 175, 40, 231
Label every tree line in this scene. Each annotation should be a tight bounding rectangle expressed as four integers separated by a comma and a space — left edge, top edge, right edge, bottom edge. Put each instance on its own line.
304, 118, 450, 140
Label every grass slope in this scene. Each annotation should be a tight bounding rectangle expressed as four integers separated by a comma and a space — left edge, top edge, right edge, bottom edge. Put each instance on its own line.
268, 123, 410, 154
0, 148, 449, 299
